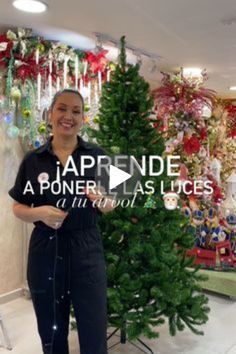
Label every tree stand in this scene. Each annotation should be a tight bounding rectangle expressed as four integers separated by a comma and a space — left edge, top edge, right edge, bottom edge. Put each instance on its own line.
107, 328, 154, 354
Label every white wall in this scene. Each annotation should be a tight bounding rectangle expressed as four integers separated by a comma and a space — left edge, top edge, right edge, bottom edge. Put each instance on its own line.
0, 124, 31, 296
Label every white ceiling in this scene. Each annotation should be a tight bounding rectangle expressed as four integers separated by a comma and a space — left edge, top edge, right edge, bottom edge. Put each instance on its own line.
1, 0, 236, 97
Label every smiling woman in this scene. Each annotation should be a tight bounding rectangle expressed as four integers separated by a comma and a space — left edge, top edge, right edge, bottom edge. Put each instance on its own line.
49, 89, 84, 136
8, 88, 114, 354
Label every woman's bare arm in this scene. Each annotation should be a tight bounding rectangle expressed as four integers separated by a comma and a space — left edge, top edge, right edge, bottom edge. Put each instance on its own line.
13, 201, 42, 223
12, 201, 68, 228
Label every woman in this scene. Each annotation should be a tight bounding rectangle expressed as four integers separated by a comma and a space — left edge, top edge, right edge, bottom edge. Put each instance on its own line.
9, 89, 114, 354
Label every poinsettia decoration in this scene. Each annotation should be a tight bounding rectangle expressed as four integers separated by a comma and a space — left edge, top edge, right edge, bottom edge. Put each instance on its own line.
85, 50, 108, 74
15, 50, 47, 82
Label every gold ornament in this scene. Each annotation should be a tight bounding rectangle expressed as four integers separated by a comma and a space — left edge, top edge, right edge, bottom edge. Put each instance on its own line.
10, 87, 21, 101
37, 43, 45, 54
109, 63, 116, 71
84, 104, 90, 113
93, 115, 100, 124
38, 122, 46, 134
22, 109, 31, 119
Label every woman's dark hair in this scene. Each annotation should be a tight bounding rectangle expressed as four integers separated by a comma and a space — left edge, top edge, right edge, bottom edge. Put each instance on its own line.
50, 89, 84, 112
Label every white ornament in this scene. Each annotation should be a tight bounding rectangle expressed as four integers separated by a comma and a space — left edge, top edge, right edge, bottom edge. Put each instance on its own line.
58, 52, 65, 62
80, 86, 89, 99
107, 69, 110, 82
75, 55, 79, 90
202, 105, 212, 119
80, 78, 84, 93
63, 55, 69, 88
210, 158, 221, 184
37, 73, 41, 110
177, 131, 184, 142
98, 71, 102, 91
35, 48, 39, 65
83, 61, 88, 76
118, 234, 124, 243
88, 81, 91, 106
56, 77, 60, 92
221, 196, 236, 218
14, 60, 25, 68
199, 146, 207, 158
227, 172, 236, 201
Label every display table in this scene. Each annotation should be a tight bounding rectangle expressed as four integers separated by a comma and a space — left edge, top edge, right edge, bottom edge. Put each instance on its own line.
197, 268, 236, 299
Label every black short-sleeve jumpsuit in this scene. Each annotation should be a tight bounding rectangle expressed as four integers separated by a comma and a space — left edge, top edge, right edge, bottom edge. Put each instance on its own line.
8, 135, 108, 354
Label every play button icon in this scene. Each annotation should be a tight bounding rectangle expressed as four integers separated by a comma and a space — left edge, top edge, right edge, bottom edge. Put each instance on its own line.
94, 154, 142, 200
109, 165, 132, 190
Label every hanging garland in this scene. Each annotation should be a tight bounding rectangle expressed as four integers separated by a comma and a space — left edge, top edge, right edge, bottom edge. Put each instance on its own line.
0, 28, 115, 151
0, 28, 111, 82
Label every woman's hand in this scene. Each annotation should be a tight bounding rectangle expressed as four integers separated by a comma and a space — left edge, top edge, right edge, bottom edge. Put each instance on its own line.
37, 206, 68, 229
84, 187, 103, 203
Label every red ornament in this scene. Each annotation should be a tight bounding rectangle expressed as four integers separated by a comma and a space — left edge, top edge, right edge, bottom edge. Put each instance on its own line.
206, 175, 223, 204
225, 104, 236, 138
131, 218, 139, 223
183, 136, 201, 155
199, 127, 208, 141
231, 128, 236, 138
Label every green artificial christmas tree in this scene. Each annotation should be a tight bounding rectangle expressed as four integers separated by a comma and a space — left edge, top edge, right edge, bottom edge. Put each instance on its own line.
88, 37, 210, 350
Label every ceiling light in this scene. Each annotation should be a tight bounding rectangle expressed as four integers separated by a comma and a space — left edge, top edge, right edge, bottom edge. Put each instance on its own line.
12, 0, 48, 13
182, 67, 202, 78
229, 86, 236, 91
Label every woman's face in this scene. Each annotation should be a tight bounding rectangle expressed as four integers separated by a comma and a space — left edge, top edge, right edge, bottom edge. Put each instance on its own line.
49, 92, 83, 137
